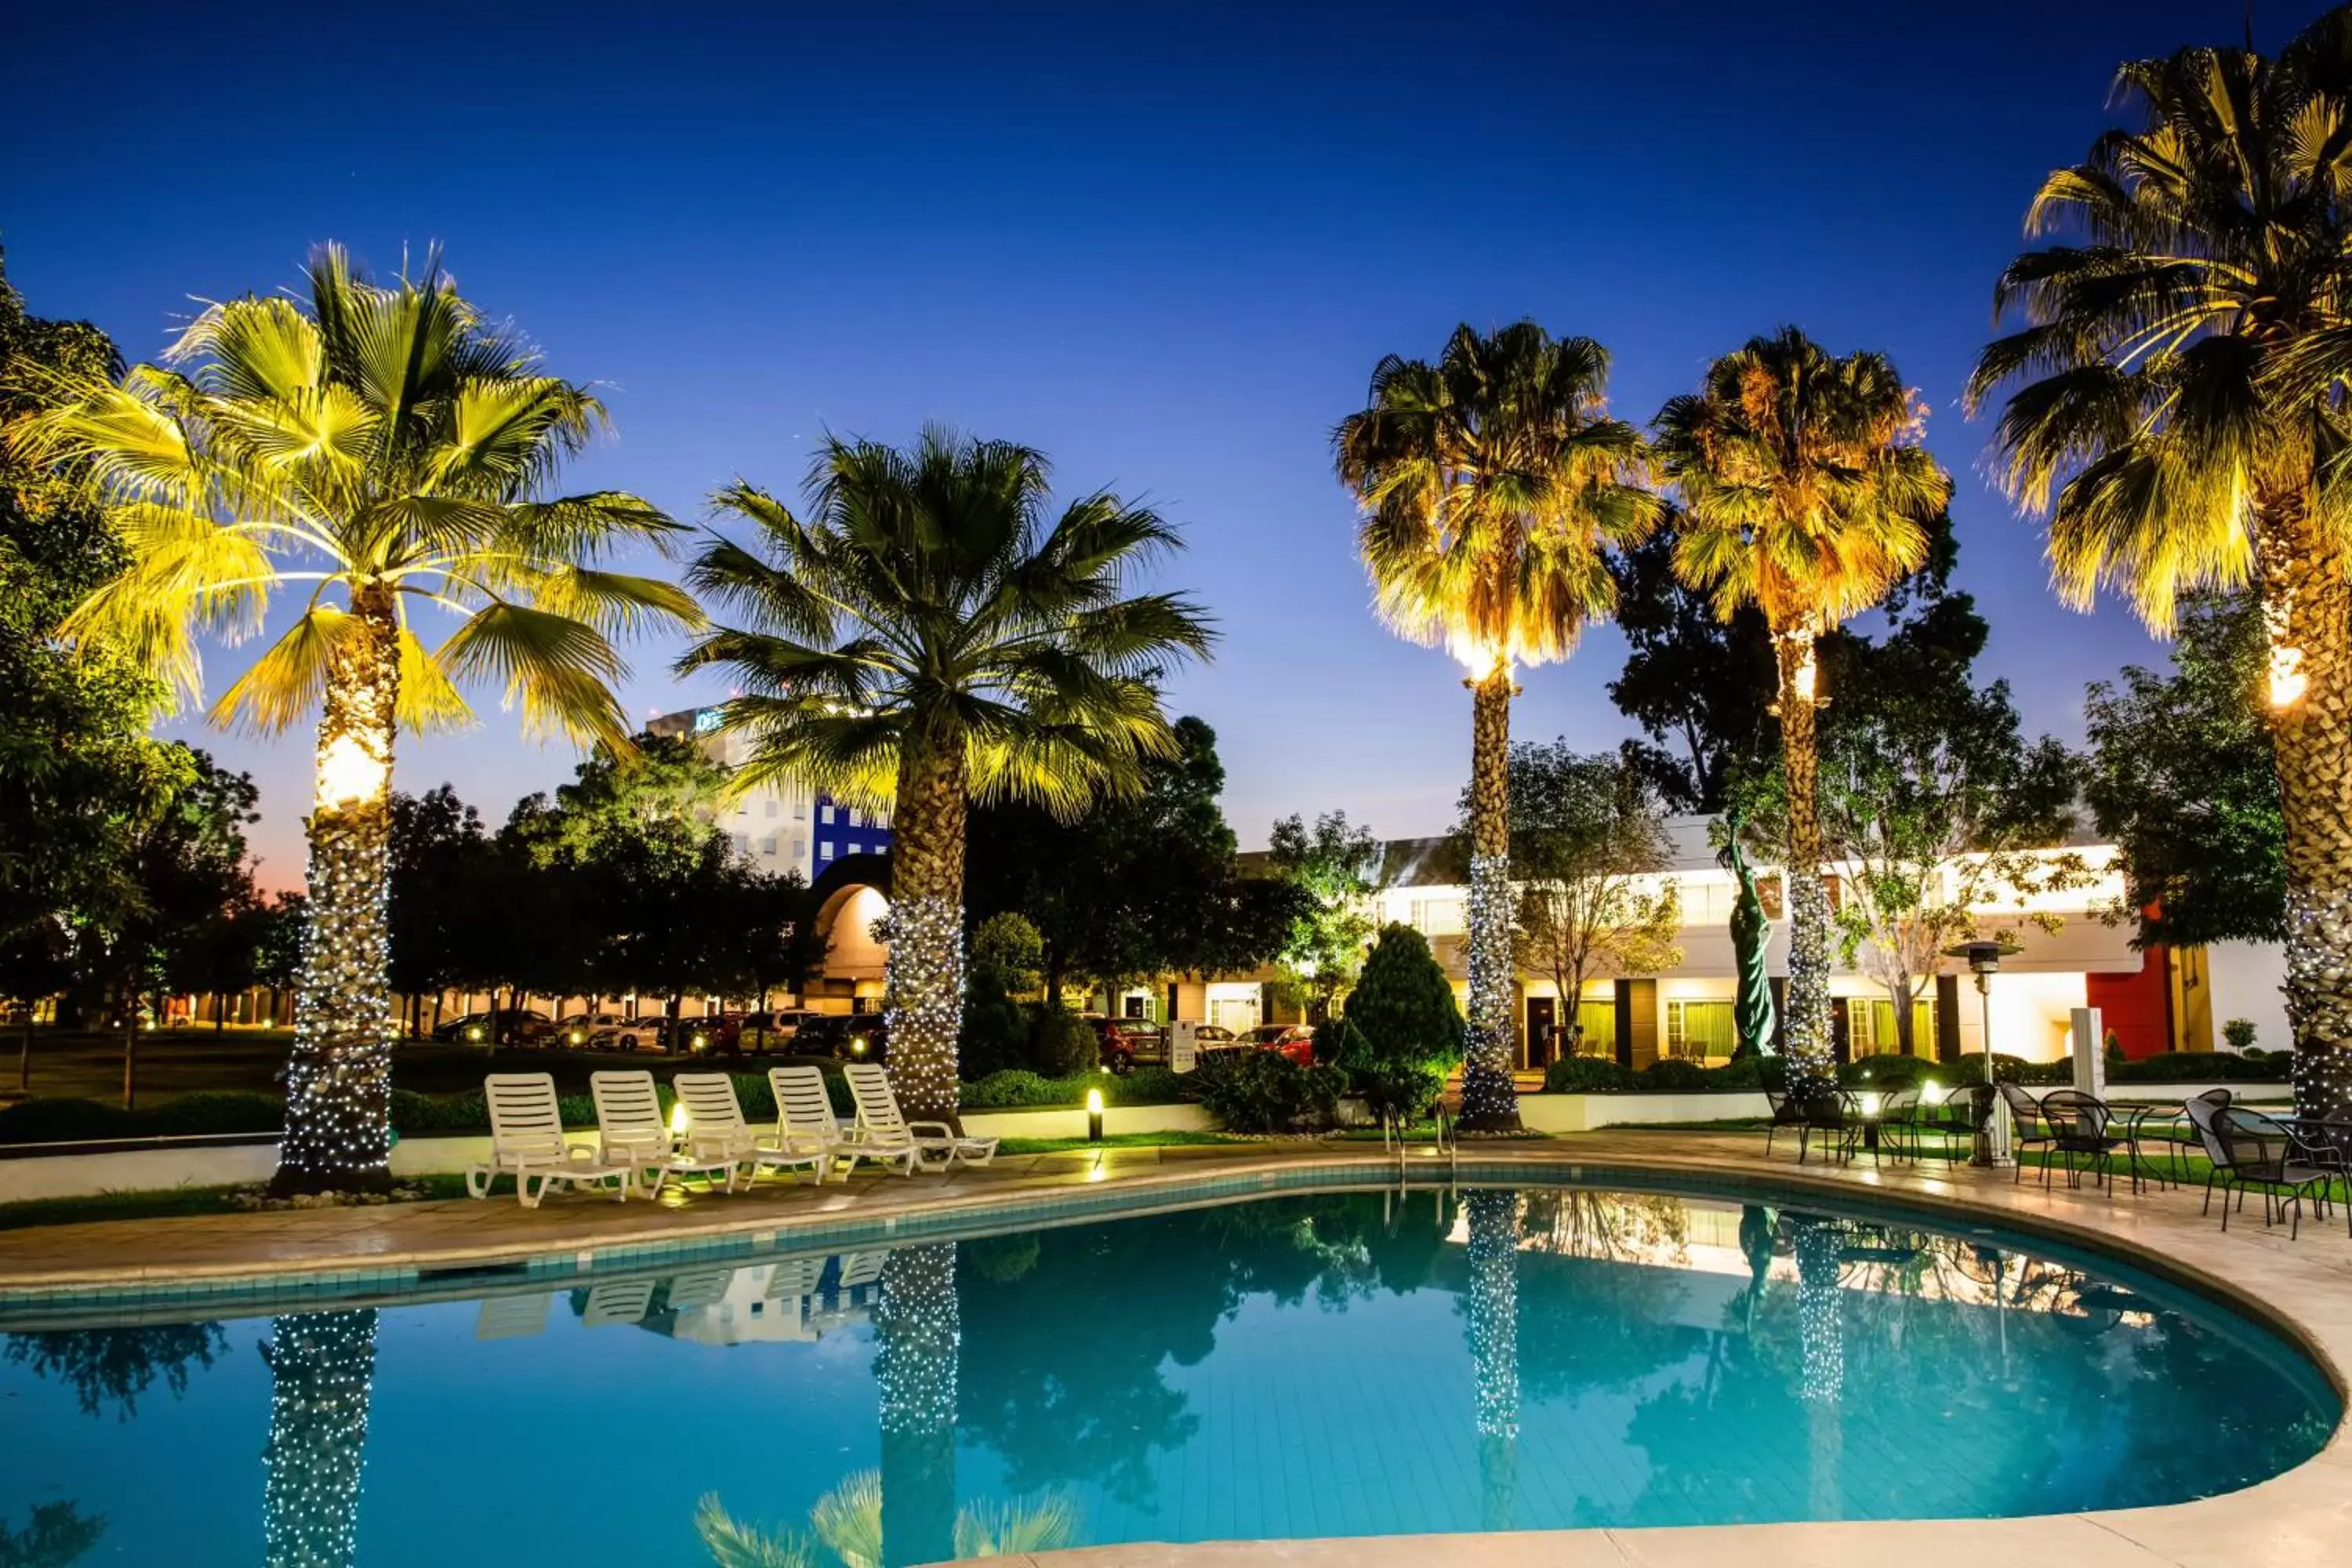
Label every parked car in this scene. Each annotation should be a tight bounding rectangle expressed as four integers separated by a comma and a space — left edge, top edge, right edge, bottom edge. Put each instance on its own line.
431, 1008, 557, 1047
738, 1010, 817, 1050
793, 1014, 888, 1064
652, 1014, 739, 1054
1235, 1022, 1316, 1066
558, 1012, 651, 1052
1090, 1016, 1165, 1074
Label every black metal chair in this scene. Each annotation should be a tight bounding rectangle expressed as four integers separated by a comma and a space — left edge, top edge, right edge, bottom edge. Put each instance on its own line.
1762, 1083, 1811, 1159
1875, 1084, 1922, 1163
1995, 1080, 2056, 1181
1795, 1091, 1853, 1164
2187, 1099, 2344, 1240
2038, 1089, 2129, 1191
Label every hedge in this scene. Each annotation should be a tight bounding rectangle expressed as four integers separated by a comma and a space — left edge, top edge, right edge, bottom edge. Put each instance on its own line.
956, 1066, 1189, 1110
1541, 1048, 2292, 1098
0, 1092, 286, 1145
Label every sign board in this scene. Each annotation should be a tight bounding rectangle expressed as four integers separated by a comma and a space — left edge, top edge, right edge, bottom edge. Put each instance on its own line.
1167, 1018, 1198, 1074
2069, 1006, 2106, 1098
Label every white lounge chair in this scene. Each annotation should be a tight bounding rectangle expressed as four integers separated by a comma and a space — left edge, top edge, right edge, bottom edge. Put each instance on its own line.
768, 1064, 878, 1180
581, 1278, 658, 1327
590, 1069, 739, 1195
842, 1062, 999, 1174
474, 1291, 552, 1341
465, 1073, 634, 1207
672, 1073, 826, 1186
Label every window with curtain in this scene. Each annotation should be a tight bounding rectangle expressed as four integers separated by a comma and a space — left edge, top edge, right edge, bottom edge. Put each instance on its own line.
1574, 1000, 1617, 1056
1665, 1000, 1737, 1062
1848, 996, 1937, 1056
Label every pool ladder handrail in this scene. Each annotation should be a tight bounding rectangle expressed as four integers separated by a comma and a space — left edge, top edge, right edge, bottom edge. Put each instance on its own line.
1382, 1102, 1458, 1181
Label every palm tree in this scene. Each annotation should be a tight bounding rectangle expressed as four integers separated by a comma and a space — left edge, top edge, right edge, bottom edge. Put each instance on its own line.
681, 429, 1211, 1121
1653, 329, 1949, 1100
9, 245, 697, 1191
1965, 20, 2352, 1119
1334, 323, 1657, 1130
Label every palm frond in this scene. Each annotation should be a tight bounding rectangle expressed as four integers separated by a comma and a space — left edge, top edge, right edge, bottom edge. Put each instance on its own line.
204, 605, 354, 735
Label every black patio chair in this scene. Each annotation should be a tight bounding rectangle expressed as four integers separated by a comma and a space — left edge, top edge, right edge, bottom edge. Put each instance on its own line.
1795, 1092, 1853, 1165
1992, 1080, 2058, 1181
2038, 1089, 2129, 1191
2187, 1100, 2345, 1240
1762, 1083, 1808, 1157
1875, 1084, 1922, 1162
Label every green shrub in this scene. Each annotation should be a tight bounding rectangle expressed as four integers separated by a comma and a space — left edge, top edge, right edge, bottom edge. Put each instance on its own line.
1700, 1054, 1766, 1091
1189, 1051, 1340, 1132
958, 984, 1031, 1080
1312, 1016, 1367, 1069
1543, 1055, 1635, 1093
1639, 1058, 1711, 1093
1336, 925, 1463, 1118
2222, 1018, 2259, 1053
0, 1093, 286, 1145
1839, 1054, 1933, 1087
1024, 1004, 1098, 1076
2110, 1050, 2290, 1083
957, 1065, 1189, 1111
1936, 1051, 2067, 1086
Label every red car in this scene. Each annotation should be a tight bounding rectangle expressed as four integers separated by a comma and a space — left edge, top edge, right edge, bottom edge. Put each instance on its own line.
1090, 1016, 1163, 1074
1222, 1023, 1316, 1066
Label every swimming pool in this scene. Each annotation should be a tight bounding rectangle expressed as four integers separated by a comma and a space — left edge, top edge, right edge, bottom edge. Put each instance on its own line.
0, 1184, 2335, 1565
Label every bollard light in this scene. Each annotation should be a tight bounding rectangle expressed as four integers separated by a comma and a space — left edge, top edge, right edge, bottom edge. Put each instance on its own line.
1087, 1087, 1105, 1143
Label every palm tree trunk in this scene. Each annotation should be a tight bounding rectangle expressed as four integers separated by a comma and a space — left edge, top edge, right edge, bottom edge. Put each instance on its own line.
1465, 1189, 1520, 1530
1775, 630, 1836, 1102
1461, 665, 1521, 1131
2256, 496, 2352, 1122
876, 1243, 959, 1568
274, 585, 400, 1194
261, 1309, 379, 1568
887, 738, 969, 1126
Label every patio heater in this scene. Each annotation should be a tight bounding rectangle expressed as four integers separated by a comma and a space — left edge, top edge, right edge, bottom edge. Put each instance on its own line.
1943, 939, 2019, 1168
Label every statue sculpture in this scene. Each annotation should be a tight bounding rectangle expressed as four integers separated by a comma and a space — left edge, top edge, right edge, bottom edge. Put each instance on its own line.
1727, 818, 1777, 1057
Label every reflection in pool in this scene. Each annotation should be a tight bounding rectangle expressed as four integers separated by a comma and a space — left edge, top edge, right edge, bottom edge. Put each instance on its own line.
0, 1188, 2336, 1565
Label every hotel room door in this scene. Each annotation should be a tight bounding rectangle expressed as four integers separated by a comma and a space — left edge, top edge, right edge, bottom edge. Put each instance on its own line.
1525, 996, 1556, 1069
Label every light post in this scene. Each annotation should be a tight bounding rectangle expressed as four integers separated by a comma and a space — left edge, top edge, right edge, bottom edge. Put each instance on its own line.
1943, 939, 2018, 1168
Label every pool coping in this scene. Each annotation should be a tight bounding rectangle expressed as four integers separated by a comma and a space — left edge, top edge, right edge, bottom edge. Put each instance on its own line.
3, 1137, 2349, 1566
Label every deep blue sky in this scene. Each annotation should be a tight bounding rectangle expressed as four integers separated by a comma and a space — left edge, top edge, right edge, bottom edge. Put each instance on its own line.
2, 0, 2285, 884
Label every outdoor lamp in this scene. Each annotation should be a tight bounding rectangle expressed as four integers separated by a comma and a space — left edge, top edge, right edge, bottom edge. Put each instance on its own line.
1087, 1087, 1105, 1143
1942, 938, 2021, 1168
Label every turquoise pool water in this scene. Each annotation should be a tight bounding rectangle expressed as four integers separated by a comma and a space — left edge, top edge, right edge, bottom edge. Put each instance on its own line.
0, 1185, 2336, 1565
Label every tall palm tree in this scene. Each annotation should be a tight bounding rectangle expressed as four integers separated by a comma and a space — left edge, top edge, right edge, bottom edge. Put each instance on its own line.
1965, 19, 2352, 1119
1334, 323, 1657, 1130
1653, 329, 1949, 1101
9, 245, 695, 1191
681, 429, 1211, 1121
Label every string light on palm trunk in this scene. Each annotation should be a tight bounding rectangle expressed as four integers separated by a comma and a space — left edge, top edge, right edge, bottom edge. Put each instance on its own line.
280, 793, 394, 1187
262, 1308, 379, 1568
884, 895, 964, 1122
2285, 887, 2352, 1120
1462, 855, 1518, 1124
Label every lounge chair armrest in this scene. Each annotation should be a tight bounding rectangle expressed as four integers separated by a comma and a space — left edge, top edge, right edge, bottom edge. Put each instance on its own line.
909, 1121, 958, 1139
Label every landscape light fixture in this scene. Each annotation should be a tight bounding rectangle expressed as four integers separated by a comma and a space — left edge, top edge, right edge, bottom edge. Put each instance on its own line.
1943, 938, 2021, 1167
1087, 1087, 1105, 1143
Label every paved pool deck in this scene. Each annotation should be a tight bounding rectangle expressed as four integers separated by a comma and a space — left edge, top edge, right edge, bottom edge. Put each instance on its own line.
2, 1132, 2348, 1566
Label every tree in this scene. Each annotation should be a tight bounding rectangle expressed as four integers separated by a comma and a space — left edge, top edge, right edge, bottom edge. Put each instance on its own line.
0, 246, 178, 987
387, 786, 489, 1035
1336, 322, 1659, 1129
0, 1501, 104, 1568
683, 430, 1213, 1121
1606, 529, 1778, 814
1337, 924, 1465, 1117
1965, 16, 2352, 1117
1488, 743, 1682, 1049
1654, 328, 1951, 1099
2084, 592, 2283, 948
967, 717, 1301, 1006
1265, 811, 1383, 1020
1813, 598, 2086, 1058
12, 245, 696, 1190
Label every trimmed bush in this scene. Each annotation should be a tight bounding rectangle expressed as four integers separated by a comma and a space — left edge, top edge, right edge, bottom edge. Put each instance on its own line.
0, 1093, 285, 1145
2110, 1050, 2290, 1083
1025, 1004, 1099, 1077
1189, 1050, 1339, 1133
2222, 1018, 2259, 1053
956, 1065, 1188, 1111
1337, 924, 1464, 1120
1543, 1055, 1634, 1093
